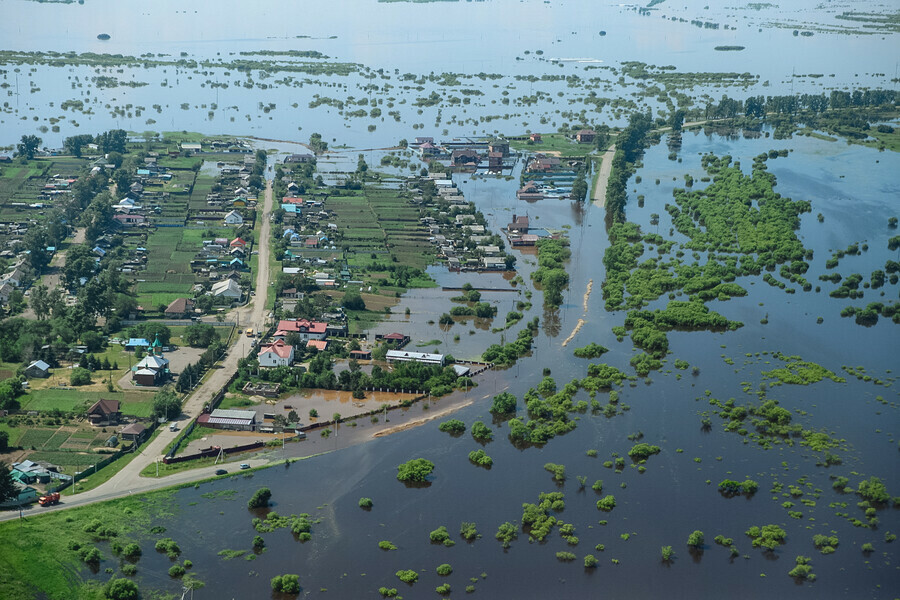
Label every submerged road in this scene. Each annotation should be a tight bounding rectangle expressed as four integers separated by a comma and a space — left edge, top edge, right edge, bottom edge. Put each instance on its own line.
1, 179, 277, 521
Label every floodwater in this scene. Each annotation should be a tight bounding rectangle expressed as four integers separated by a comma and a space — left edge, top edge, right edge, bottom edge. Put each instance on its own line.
75, 130, 899, 599
2, 0, 898, 597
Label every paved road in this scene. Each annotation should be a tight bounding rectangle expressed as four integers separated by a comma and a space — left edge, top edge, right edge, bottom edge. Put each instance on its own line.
1, 180, 276, 521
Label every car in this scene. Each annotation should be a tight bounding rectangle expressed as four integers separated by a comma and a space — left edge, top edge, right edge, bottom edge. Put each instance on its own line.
239, 463, 250, 470
215, 469, 227, 476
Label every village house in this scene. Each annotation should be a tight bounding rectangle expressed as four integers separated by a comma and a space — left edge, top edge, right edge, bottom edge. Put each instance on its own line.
258, 339, 295, 368
349, 349, 372, 360
517, 182, 545, 201
210, 279, 242, 300
377, 332, 410, 347
488, 152, 503, 170
508, 214, 530, 233
306, 339, 328, 352
224, 210, 243, 225
24, 360, 50, 379
488, 139, 510, 157
575, 129, 597, 144
482, 256, 508, 270
87, 398, 121, 426
451, 149, 480, 167
119, 423, 148, 443
164, 298, 195, 319
125, 338, 151, 352
113, 214, 146, 227
284, 153, 315, 164
530, 133, 542, 143
274, 318, 327, 342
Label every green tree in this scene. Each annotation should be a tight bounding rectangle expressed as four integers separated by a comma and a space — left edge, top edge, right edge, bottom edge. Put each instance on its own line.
489, 392, 517, 414
104, 578, 140, 600
17, 135, 41, 160
687, 530, 705, 549
183, 322, 220, 348
342, 291, 366, 311
70, 367, 92, 386
0, 461, 17, 503
396, 458, 435, 482
248, 487, 272, 509
151, 387, 181, 421
270, 574, 300, 594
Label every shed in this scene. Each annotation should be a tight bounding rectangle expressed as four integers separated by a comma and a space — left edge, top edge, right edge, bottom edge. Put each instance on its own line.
25, 360, 51, 379
120, 423, 147, 442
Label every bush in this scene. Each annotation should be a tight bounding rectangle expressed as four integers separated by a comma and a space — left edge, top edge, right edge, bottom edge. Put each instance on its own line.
396, 569, 418, 584
247, 487, 272, 509
70, 367, 92, 386
154, 538, 180, 558
489, 392, 517, 414
460, 521, 479, 541
661, 545, 674, 561
468, 449, 493, 467
122, 543, 141, 559
397, 458, 435, 482
271, 574, 301, 594
687, 530, 704, 548
436, 563, 453, 576
627, 443, 661, 460
104, 578, 139, 600
436, 583, 451, 594
120, 564, 137, 576
470, 421, 493, 441
438, 419, 465, 434
429, 526, 454, 546
168, 565, 185, 578
596, 495, 616, 511
378, 588, 399, 598
252, 535, 265, 549
378, 540, 397, 550
584, 554, 598, 567
358, 497, 373, 509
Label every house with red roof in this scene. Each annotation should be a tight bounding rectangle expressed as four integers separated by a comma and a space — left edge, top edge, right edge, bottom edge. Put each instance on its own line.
274, 319, 328, 342
258, 340, 295, 367
230, 237, 247, 248
306, 340, 328, 352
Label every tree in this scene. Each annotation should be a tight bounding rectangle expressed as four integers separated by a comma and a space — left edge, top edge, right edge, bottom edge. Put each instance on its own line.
70, 367, 92, 386
0, 461, 17, 503
0, 431, 8, 452
396, 458, 435, 482
248, 487, 272, 509
17, 135, 41, 160
342, 291, 366, 311
104, 578, 139, 600
64, 134, 95, 158
687, 530, 705, 549
270, 574, 300, 594
183, 322, 220, 348
151, 387, 181, 421
489, 392, 517, 414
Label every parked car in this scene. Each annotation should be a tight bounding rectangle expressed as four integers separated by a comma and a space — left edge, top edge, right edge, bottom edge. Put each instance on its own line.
239, 463, 250, 470
215, 469, 227, 476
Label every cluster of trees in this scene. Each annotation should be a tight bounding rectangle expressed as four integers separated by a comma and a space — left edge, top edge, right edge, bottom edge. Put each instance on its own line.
717, 479, 760, 496
396, 458, 434, 482
531, 239, 571, 308
482, 317, 539, 366
606, 112, 653, 223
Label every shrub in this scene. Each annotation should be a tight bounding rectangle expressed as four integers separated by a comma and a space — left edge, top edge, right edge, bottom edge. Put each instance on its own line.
430, 526, 453, 546
247, 487, 272, 509
379, 540, 397, 550
627, 443, 661, 460
436, 583, 451, 594
252, 535, 265, 549
168, 565, 185, 578
378, 588, 399, 598
584, 554, 598, 567
358, 497, 373, 509
70, 367, 92, 386
122, 543, 141, 559
397, 458, 435, 482
596, 495, 616, 511
396, 569, 418, 584
661, 545, 674, 561
436, 563, 453, 576
687, 530, 704, 548
120, 564, 137, 576
154, 538, 181, 558
438, 419, 466, 434
470, 421, 493, 441
555, 551, 577, 561
489, 392, 517, 414
460, 522, 479, 541
271, 574, 301, 594
468, 449, 493, 467
104, 578, 139, 600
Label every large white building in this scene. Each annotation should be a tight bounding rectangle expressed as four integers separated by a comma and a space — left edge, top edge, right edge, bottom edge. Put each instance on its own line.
386, 350, 445, 366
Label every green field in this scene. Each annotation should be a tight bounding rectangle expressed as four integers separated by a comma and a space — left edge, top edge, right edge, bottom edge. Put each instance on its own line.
20, 389, 155, 415
508, 133, 600, 157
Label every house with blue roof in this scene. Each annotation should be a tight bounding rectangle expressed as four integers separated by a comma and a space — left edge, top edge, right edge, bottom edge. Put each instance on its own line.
125, 338, 151, 351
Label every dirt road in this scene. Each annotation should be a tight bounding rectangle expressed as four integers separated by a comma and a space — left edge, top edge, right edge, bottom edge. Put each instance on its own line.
591, 145, 616, 208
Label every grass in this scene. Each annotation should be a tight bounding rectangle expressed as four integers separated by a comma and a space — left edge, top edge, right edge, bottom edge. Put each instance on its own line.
168, 425, 220, 456
508, 133, 597, 157
20, 389, 154, 416
0, 484, 178, 600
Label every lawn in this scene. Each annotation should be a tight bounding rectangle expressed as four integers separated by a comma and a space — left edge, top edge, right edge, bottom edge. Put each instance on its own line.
20, 389, 155, 416
508, 133, 598, 157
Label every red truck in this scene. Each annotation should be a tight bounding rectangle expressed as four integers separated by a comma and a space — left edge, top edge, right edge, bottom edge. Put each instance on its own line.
38, 492, 60, 507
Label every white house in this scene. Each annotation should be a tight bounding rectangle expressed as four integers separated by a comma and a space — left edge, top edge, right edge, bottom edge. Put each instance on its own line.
258, 340, 295, 368
224, 210, 243, 225
210, 279, 242, 299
